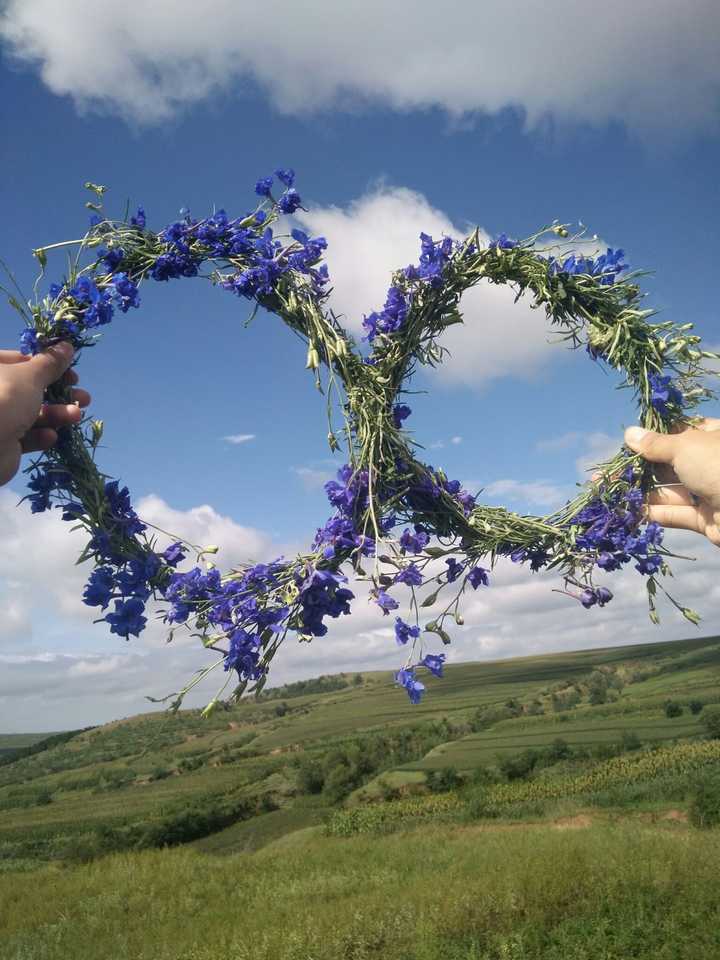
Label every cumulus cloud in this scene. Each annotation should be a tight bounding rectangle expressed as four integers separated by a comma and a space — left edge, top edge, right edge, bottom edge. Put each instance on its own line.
0, 489, 285, 729
299, 186, 567, 388
1, 1, 718, 137
2, 482, 719, 733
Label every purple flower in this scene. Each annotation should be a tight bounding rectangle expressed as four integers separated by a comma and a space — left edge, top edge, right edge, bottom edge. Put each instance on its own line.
278, 189, 302, 214
375, 590, 399, 615
255, 176, 274, 197
445, 558, 464, 583
395, 667, 425, 704
163, 542, 186, 567
580, 589, 598, 609
83, 567, 115, 609
20, 329, 40, 355
393, 404, 412, 429
467, 566, 489, 589
399, 527, 429, 555
394, 617, 420, 646
130, 207, 146, 229
274, 168, 295, 187
394, 563, 423, 587
105, 597, 147, 638
648, 374, 683, 415
112, 273, 140, 312
420, 653, 446, 678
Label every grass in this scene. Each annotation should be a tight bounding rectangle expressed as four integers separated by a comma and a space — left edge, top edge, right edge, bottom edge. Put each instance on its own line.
2, 634, 720, 956
192, 804, 330, 854
2, 821, 720, 959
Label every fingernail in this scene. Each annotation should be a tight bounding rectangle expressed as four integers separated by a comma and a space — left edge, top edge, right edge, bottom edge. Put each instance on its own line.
625, 426, 648, 445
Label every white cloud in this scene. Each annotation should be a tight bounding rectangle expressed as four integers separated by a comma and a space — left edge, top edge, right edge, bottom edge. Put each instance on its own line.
575, 432, 622, 479
536, 429, 623, 480
482, 477, 574, 510
1, 1, 718, 137
291, 465, 334, 491
450, 436, 463, 446
299, 186, 565, 388
2, 484, 720, 733
223, 433, 255, 445
536, 431, 581, 453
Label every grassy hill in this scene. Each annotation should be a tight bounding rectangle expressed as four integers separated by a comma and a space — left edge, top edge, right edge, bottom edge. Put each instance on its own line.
0, 633, 718, 859
1, 633, 720, 957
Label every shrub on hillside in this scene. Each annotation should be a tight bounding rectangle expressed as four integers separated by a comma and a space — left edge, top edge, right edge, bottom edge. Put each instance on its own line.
689, 700, 704, 715
690, 773, 720, 828
620, 730, 642, 752
426, 766, 464, 793
702, 707, 720, 739
664, 701, 684, 719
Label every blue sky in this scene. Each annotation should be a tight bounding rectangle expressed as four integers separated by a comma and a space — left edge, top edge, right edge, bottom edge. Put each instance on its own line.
0, 1, 719, 730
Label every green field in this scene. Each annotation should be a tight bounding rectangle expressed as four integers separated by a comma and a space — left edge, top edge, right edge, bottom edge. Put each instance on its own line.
1, 634, 719, 857
1, 634, 720, 957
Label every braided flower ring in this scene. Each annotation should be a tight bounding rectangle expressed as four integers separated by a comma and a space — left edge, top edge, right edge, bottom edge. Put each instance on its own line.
11, 172, 717, 710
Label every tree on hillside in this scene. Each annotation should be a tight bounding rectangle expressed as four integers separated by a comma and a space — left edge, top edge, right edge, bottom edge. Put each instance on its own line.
702, 707, 720, 739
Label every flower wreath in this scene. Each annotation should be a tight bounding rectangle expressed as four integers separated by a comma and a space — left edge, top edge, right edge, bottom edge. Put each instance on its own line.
9, 171, 718, 712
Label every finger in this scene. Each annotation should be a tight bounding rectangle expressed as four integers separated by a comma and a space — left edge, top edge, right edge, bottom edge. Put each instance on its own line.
645, 504, 706, 535
34, 403, 83, 429
696, 418, 720, 432
62, 368, 79, 386
0, 445, 22, 486
0, 350, 31, 365
20, 427, 58, 453
648, 485, 696, 507
624, 426, 680, 465
70, 387, 91, 408
27, 342, 75, 389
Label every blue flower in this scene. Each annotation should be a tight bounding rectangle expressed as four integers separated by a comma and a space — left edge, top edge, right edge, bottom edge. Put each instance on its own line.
278, 189, 302, 214
274, 168, 295, 187
467, 566, 489, 589
105, 597, 147, 638
394, 563, 423, 587
393, 404, 412, 429
162, 542, 186, 567
255, 176, 274, 197
83, 566, 115, 609
394, 667, 425, 704
492, 233, 518, 250
399, 527, 429, 555
20, 329, 40, 355
130, 207, 146, 229
648, 373, 683, 415
445, 558, 464, 582
112, 273, 140, 312
100, 247, 125, 271
394, 617, 421, 646
375, 590, 399, 615
420, 653, 445, 678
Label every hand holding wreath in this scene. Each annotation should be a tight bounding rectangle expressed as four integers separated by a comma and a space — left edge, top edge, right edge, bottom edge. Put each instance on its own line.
6, 171, 719, 712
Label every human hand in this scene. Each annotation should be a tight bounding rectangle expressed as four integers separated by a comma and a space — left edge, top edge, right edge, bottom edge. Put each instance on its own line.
625, 419, 720, 546
0, 342, 91, 487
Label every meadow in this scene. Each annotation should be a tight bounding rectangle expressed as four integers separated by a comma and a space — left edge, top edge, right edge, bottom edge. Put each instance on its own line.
1, 633, 720, 958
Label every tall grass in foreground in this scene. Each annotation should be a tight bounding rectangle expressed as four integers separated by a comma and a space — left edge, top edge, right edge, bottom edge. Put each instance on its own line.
1, 822, 719, 959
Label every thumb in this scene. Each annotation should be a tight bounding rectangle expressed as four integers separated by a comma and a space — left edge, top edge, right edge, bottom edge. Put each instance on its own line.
27, 342, 75, 389
624, 426, 679, 465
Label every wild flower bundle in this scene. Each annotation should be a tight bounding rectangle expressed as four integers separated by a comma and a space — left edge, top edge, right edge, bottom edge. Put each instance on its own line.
8, 171, 718, 712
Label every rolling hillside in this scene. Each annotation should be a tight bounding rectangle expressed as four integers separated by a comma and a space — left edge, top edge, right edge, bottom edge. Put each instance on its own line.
0, 633, 718, 863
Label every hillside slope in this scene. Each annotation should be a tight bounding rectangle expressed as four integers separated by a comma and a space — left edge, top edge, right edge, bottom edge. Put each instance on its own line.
1, 633, 718, 863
